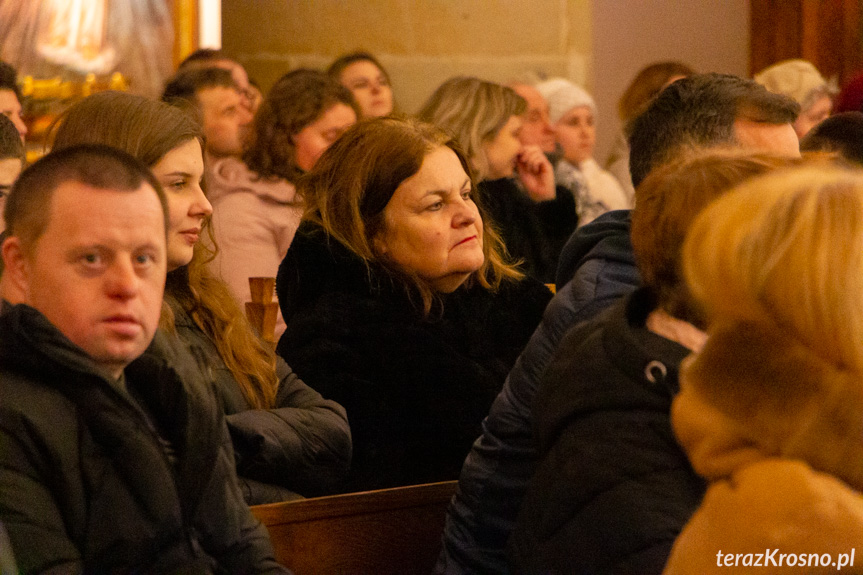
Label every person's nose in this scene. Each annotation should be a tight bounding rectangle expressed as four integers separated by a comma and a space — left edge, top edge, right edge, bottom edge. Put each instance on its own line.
370, 82, 381, 95
190, 182, 213, 219
105, 257, 139, 300
239, 106, 254, 126
453, 198, 478, 228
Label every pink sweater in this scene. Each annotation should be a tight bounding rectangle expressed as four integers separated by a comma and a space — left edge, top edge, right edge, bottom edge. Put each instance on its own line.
207, 157, 303, 339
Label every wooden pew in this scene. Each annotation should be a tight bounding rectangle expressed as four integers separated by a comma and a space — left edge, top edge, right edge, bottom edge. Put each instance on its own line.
245, 277, 279, 346
251, 480, 458, 574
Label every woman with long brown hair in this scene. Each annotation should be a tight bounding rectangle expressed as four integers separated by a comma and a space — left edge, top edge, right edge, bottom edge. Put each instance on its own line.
51, 91, 351, 503
276, 117, 551, 492
418, 76, 577, 283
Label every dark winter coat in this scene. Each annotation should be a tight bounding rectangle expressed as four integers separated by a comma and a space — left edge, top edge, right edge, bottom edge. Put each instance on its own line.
275, 222, 551, 493
435, 209, 640, 575
480, 178, 577, 283
0, 304, 288, 575
172, 305, 351, 503
507, 289, 705, 574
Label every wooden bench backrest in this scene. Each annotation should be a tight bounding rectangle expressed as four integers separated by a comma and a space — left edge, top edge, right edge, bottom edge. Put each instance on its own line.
251, 480, 457, 575
246, 277, 279, 345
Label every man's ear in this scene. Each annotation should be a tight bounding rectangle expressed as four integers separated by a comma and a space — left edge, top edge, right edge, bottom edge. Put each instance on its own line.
2, 236, 30, 302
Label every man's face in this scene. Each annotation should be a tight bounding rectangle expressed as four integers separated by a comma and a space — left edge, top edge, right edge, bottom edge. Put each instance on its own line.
733, 119, 801, 157
0, 89, 26, 143
511, 84, 556, 153
12, 182, 167, 379
197, 86, 254, 158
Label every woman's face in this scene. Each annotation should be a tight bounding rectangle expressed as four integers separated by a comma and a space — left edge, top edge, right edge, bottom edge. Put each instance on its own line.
794, 94, 832, 139
340, 60, 394, 119
293, 103, 357, 172
556, 105, 596, 165
150, 138, 211, 271
374, 146, 484, 293
482, 115, 523, 180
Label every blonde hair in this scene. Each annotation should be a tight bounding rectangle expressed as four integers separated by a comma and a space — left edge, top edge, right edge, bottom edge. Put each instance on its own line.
683, 165, 863, 373
417, 76, 526, 180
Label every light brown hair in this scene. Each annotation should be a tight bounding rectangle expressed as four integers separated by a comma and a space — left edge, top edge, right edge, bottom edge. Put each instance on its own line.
618, 61, 695, 122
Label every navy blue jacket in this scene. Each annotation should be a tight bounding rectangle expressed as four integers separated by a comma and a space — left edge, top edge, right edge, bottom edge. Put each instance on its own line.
508, 288, 704, 574
435, 210, 640, 574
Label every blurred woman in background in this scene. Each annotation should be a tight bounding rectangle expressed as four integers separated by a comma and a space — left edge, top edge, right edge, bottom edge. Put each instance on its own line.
538, 77, 630, 226
328, 51, 395, 118
605, 61, 695, 201
208, 69, 359, 337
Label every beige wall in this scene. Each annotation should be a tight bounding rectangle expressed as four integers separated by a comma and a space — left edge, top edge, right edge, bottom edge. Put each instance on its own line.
222, 0, 592, 114
223, 0, 749, 168
592, 0, 749, 163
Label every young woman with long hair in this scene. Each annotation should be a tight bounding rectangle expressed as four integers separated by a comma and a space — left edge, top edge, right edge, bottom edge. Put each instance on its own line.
51, 91, 351, 503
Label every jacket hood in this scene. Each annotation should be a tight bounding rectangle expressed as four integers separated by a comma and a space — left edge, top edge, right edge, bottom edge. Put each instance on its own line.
555, 209, 635, 287
535, 288, 690, 450
206, 156, 300, 205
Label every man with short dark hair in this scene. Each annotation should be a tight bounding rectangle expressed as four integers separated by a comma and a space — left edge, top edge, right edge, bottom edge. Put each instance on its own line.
163, 67, 254, 161
436, 73, 801, 575
0, 145, 288, 574
178, 48, 256, 110
627, 72, 800, 188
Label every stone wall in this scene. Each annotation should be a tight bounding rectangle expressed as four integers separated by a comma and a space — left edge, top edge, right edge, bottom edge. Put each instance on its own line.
221, 0, 592, 114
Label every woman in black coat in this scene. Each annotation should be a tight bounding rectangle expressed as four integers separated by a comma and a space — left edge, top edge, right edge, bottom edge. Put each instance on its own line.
277, 118, 552, 493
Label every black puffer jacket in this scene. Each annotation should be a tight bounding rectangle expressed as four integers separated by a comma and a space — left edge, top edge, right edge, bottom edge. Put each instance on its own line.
507, 289, 705, 574
276, 222, 552, 493
0, 304, 287, 575
172, 306, 351, 503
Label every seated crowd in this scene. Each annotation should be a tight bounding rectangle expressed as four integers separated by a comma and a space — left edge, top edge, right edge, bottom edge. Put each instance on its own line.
1, 46, 862, 574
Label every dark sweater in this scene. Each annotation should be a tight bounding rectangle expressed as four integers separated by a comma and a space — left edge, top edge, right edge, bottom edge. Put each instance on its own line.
435, 209, 641, 575
275, 222, 551, 492
480, 178, 577, 283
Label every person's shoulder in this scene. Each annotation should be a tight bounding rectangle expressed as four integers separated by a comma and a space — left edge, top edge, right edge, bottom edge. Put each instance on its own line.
556, 209, 634, 284
666, 459, 863, 573
208, 157, 298, 204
